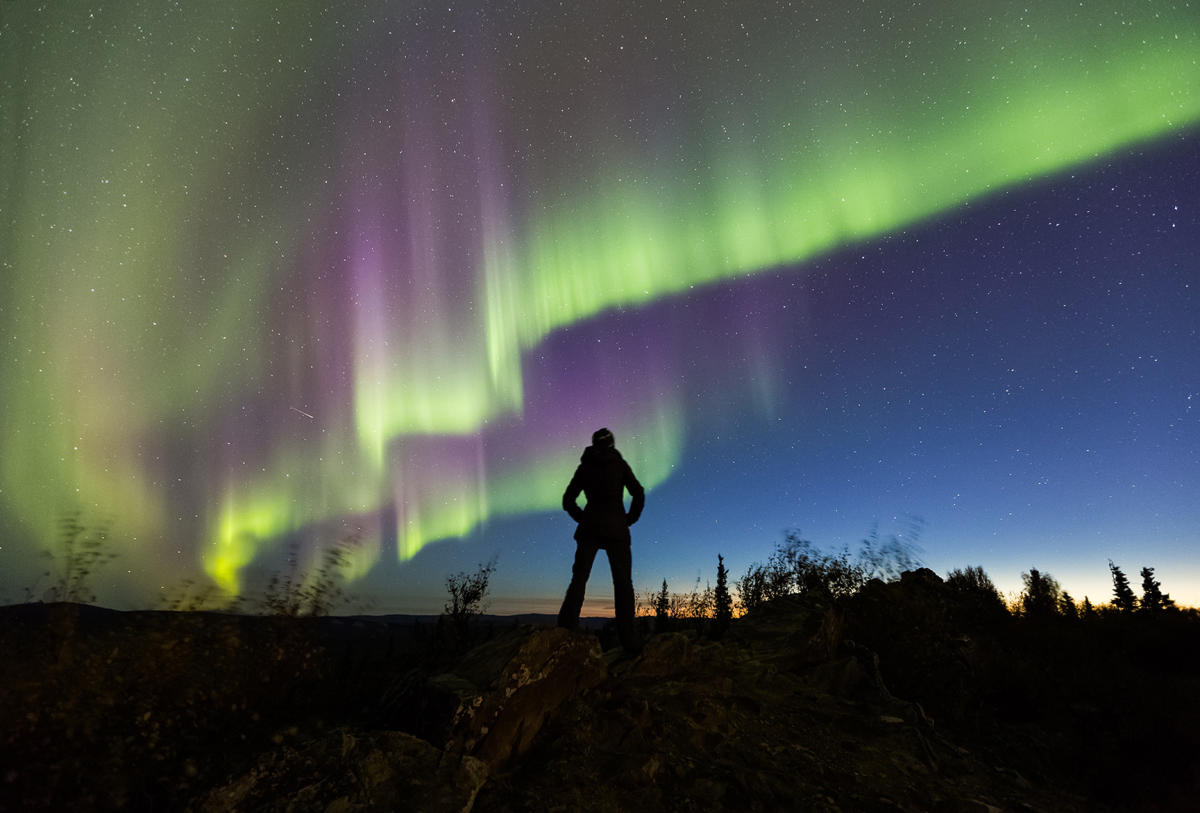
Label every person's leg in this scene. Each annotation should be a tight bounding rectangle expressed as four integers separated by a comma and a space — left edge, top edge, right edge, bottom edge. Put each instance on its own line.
557, 542, 599, 629
606, 542, 639, 652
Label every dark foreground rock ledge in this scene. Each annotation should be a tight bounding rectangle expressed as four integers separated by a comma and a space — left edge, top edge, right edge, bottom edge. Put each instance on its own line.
10, 580, 1197, 811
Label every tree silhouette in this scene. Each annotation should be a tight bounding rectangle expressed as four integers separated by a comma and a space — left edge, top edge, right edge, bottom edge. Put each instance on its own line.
654, 579, 671, 630
1138, 566, 1175, 614
1109, 561, 1137, 613
714, 554, 732, 635
1059, 591, 1079, 620
1020, 568, 1062, 619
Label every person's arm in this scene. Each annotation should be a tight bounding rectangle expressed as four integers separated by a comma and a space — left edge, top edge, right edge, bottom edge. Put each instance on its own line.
624, 464, 645, 526
562, 466, 586, 523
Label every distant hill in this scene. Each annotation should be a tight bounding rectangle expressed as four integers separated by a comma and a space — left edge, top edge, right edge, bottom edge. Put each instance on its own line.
355, 611, 612, 631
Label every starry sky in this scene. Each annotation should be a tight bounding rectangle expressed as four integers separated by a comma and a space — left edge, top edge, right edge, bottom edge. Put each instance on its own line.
1, 1, 1198, 614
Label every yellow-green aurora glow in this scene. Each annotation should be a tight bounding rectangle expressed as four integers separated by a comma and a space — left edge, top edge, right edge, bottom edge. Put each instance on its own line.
2, 1, 1198, 604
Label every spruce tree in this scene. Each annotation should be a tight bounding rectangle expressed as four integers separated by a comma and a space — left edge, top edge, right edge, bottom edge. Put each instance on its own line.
714, 554, 733, 634
1109, 561, 1137, 613
1059, 591, 1078, 620
1139, 566, 1175, 613
654, 579, 670, 630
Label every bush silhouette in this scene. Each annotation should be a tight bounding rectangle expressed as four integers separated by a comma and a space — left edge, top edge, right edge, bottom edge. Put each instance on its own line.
34, 512, 118, 604
442, 556, 497, 641
1020, 568, 1062, 619
736, 527, 924, 613
260, 539, 354, 617
945, 565, 1009, 625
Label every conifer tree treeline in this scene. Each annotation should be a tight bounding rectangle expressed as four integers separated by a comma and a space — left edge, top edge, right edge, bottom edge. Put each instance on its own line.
643, 539, 1185, 629
1012, 561, 1180, 619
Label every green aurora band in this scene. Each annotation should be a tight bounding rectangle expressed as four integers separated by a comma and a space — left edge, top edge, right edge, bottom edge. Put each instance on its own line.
1, 1, 1198, 601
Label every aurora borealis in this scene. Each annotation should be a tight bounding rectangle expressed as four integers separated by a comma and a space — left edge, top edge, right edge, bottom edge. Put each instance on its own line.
2, 1, 1198, 612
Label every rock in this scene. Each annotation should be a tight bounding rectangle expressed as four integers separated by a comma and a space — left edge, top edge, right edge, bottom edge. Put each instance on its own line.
901, 568, 945, 588
4, 581, 1179, 812
196, 728, 487, 813
842, 568, 985, 730
806, 652, 894, 705
437, 626, 607, 768
469, 595, 1092, 813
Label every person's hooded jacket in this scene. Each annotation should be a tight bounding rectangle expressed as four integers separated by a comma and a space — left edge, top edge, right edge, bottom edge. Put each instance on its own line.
562, 444, 644, 545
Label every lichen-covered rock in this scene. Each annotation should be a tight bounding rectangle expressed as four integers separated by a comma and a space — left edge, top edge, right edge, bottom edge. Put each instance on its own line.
452, 626, 606, 767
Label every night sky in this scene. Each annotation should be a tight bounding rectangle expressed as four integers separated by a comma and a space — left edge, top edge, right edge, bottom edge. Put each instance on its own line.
2, 1, 1198, 614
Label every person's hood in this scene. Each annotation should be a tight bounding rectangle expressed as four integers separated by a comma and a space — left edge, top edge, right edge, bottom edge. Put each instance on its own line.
581, 444, 622, 465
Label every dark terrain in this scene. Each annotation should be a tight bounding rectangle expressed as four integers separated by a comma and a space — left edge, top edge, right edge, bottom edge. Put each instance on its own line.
2, 570, 1198, 811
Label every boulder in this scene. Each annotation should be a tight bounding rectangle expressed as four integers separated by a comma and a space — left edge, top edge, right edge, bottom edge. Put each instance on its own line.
417, 626, 607, 768
806, 652, 893, 705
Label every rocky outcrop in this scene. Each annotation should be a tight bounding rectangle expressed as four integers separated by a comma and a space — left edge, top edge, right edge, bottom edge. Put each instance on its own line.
844, 568, 997, 730
188, 591, 1097, 812
469, 595, 1087, 813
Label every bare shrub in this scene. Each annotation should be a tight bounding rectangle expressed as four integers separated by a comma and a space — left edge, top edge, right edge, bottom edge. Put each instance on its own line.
443, 556, 498, 638
259, 536, 355, 618
736, 523, 925, 613
36, 512, 118, 604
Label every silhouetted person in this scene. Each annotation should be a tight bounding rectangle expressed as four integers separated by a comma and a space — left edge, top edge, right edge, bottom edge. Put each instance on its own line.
557, 427, 645, 653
